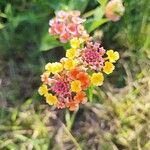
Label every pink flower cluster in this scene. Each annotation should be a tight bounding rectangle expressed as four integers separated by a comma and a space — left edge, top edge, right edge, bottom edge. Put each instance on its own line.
105, 0, 125, 22
78, 42, 106, 71
49, 10, 88, 43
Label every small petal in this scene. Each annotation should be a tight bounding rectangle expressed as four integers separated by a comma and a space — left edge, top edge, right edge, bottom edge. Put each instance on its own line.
46, 93, 58, 105
41, 71, 50, 83
71, 80, 82, 93
74, 91, 87, 104
107, 50, 119, 62
70, 38, 81, 48
60, 32, 70, 43
38, 84, 48, 96
66, 23, 77, 35
66, 48, 77, 59
66, 101, 79, 111
51, 62, 63, 74
103, 61, 115, 74
45, 63, 52, 72
63, 58, 76, 70
91, 72, 104, 86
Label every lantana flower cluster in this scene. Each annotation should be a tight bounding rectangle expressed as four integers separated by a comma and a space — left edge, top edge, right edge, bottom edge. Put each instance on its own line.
39, 38, 119, 111
49, 10, 89, 43
39, 6, 122, 111
105, 0, 125, 22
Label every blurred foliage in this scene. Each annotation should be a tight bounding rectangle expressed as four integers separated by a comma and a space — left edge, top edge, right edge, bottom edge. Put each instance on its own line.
0, 0, 150, 149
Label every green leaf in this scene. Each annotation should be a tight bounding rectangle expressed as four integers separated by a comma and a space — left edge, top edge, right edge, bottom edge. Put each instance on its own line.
0, 23, 5, 29
49, 0, 60, 9
88, 18, 109, 32
62, 42, 70, 50
4, 3, 13, 19
49, 0, 69, 10
0, 12, 7, 18
11, 13, 38, 28
83, 19, 93, 31
96, 0, 108, 19
94, 6, 104, 20
97, 0, 108, 6
40, 33, 61, 51
69, 0, 89, 13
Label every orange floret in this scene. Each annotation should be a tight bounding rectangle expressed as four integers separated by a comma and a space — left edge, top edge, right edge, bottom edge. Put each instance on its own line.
66, 101, 79, 111
69, 68, 81, 79
74, 91, 87, 104
77, 72, 90, 89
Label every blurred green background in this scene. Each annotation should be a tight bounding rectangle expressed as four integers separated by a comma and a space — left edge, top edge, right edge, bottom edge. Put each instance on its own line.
0, 0, 150, 149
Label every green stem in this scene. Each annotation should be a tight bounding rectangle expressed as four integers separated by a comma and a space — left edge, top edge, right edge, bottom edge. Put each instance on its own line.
62, 123, 82, 150
65, 110, 77, 131
88, 86, 94, 103
82, 9, 96, 18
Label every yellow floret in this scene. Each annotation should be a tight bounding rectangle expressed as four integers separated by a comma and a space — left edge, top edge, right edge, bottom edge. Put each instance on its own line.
45, 62, 63, 74
38, 84, 48, 96
71, 80, 82, 93
70, 38, 81, 48
45, 63, 52, 72
106, 50, 119, 63
91, 72, 104, 86
66, 48, 77, 59
79, 38, 85, 43
45, 93, 58, 105
63, 58, 76, 70
103, 61, 115, 74
51, 62, 63, 74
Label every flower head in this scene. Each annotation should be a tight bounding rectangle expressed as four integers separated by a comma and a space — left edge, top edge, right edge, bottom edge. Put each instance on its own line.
51, 77, 69, 97
105, 0, 125, 22
80, 42, 106, 71
49, 10, 89, 43
39, 64, 90, 110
